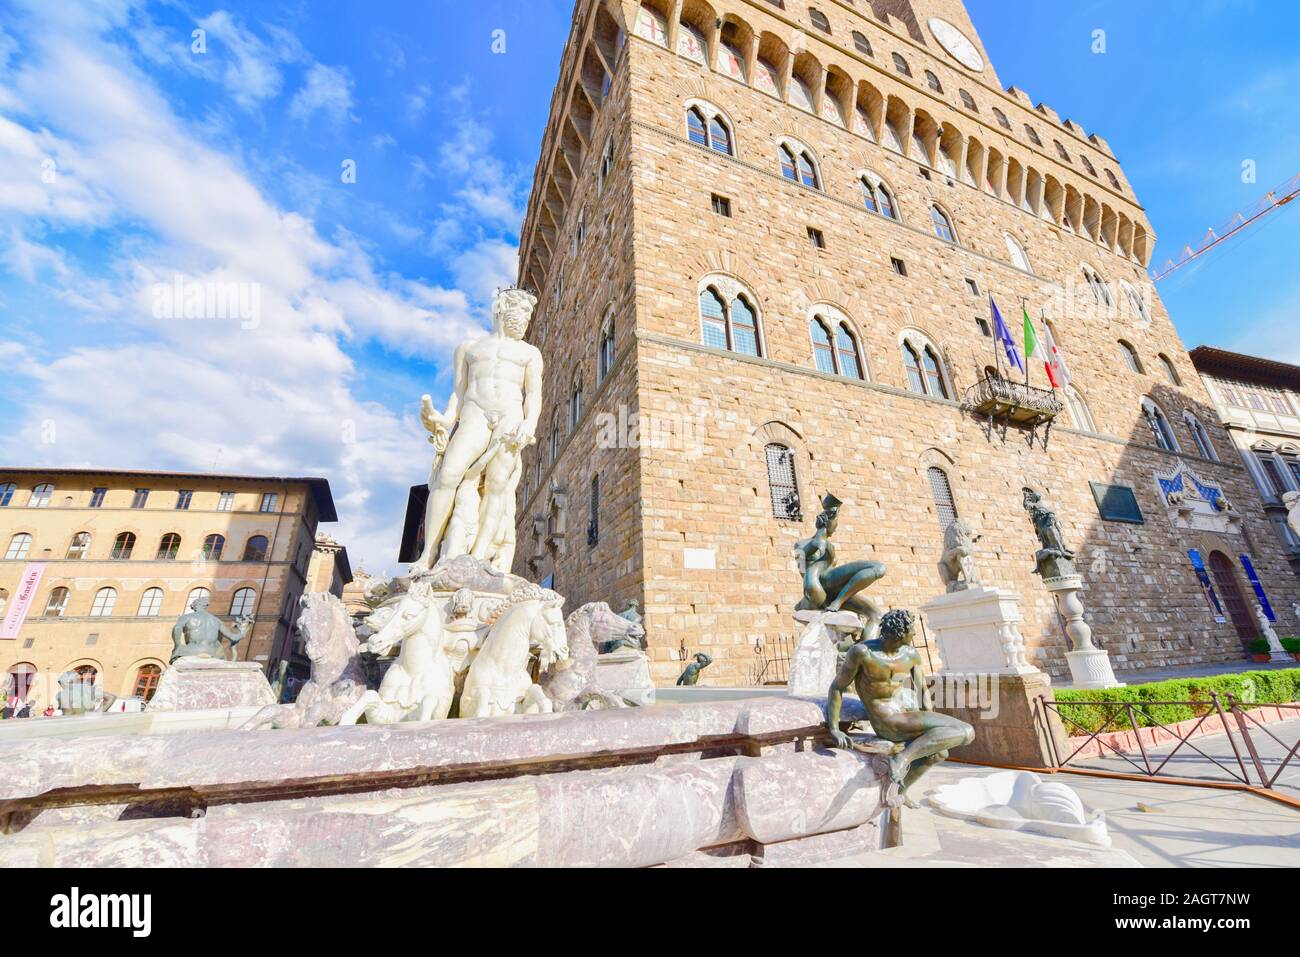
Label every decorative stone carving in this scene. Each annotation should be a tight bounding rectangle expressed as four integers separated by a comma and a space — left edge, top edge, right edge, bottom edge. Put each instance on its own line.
243, 593, 368, 730
169, 596, 253, 663
413, 287, 542, 572
1256, 604, 1291, 663
939, 518, 981, 593
794, 493, 886, 640
539, 602, 648, 710
827, 609, 975, 808
930, 771, 1111, 847
145, 658, 277, 713
1286, 490, 1300, 541
1155, 461, 1243, 534
787, 610, 862, 698
921, 586, 1038, 676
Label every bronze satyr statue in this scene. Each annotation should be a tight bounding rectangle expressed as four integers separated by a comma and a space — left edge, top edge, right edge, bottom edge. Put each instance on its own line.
170, 596, 254, 663
795, 494, 886, 638
676, 652, 712, 686
827, 609, 974, 807
1022, 487, 1076, 580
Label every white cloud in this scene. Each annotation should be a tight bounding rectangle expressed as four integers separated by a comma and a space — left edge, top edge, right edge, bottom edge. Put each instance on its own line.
289, 62, 354, 126
197, 10, 286, 109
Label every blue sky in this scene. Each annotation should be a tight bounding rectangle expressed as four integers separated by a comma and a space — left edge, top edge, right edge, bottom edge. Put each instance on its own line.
0, 0, 1295, 572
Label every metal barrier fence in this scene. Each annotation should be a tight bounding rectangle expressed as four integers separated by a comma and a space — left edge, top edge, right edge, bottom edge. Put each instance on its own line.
748, 635, 796, 686
1037, 694, 1300, 796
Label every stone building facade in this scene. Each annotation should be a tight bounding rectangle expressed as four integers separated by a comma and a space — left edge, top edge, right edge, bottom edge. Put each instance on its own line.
0, 468, 339, 707
1191, 346, 1300, 579
511, 0, 1300, 684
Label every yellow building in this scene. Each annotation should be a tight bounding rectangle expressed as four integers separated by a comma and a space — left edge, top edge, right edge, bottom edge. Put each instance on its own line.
0, 468, 339, 708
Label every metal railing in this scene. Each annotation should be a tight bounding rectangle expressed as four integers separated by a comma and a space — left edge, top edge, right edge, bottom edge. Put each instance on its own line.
749, 634, 796, 686
965, 375, 1063, 420
1038, 694, 1300, 796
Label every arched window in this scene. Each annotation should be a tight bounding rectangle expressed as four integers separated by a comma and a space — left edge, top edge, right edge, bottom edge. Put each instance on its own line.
90, 587, 117, 617
686, 102, 735, 156
186, 587, 211, 612
230, 587, 257, 618
699, 285, 762, 357
925, 70, 943, 93
1121, 281, 1150, 323
110, 532, 135, 560
0, 483, 15, 506
1118, 340, 1143, 374
764, 444, 801, 521
29, 484, 54, 508
156, 533, 181, 560
134, 664, 162, 702
687, 107, 707, 146
809, 316, 864, 380
993, 108, 1010, 129
860, 175, 898, 220
569, 374, 583, 429
1081, 156, 1097, 177
1142, 398, 1180, 452
892, 53, 911, 77
708, 116, 733, 156
7, 662, 36, 701
1064, 387, 1097, 433
43, 587, 70, 617
809, 8, 831, 33
1106, 169, 1122, 190
633, 3, 668, 46
902, 335, 950, 399
4, 533, 32, 561
1005, 234, 1032, 272
137, 587, 164, 617
242, 535, 269, 562
1185, 413, 1219, 461
959, 89, 976, 110
202, 534, 225, 561
779, 142, 820, 189
930, 205, 957, 243
926, 467, 958, 532
597, 309, 616, 384
852, 31, 872, 56
1025, 125, 1042, 146
1083, 266, 1112, 306
550, 408, 563, 463
66, 532, 91, 560
1054, 140, 1071, 163
1158, 353, 1181, 386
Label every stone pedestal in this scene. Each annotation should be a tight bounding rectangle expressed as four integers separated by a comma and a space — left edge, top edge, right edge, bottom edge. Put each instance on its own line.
921, 586, 1038, 676
145, 658, 277, 713
1045, 575, 1122, 690
594, 651, 656, 707
787, 610, 862, 698
933, 671, 1069, 769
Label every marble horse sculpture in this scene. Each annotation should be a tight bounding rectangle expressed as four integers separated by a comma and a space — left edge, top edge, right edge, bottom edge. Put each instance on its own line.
244, 593, 368, 730
339, 579, 459, 726
794, 493, 886, 639
540, 602, 646, 711
460, 583, 569, 718
827, 609, 975, 808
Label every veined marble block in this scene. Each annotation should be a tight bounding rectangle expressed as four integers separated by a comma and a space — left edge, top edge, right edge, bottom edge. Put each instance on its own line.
145, 658, 276, 713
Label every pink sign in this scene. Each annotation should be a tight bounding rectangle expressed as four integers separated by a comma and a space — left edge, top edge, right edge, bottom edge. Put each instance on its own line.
1, 563, 47, 639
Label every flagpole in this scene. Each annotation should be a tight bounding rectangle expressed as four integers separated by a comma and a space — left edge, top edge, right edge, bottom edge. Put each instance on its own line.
1021, 297, 1030, 388
989, 296, 1001, 379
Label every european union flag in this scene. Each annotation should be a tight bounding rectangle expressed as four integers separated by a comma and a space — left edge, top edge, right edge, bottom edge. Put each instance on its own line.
990, 296, 1025, 374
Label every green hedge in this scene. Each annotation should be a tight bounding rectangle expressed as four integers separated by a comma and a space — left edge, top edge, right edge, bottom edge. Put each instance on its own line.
1053, 669, 1300, 735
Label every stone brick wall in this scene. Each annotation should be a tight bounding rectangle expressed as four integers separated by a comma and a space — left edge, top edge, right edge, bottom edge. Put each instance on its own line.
514, 0, 1300, 686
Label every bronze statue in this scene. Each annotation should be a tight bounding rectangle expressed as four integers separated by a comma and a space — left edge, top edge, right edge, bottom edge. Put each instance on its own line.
170, 596, 254, 663
795, 494, 886, 638
827, 609, 974, 807
676, 652, 712, 686
1021, 487, 1075, 580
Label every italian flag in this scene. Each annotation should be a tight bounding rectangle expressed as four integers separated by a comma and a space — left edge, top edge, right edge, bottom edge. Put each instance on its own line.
1023, 307, 1060, 389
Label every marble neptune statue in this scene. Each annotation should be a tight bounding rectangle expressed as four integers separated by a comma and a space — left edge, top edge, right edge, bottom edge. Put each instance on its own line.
414, 288, 542, 572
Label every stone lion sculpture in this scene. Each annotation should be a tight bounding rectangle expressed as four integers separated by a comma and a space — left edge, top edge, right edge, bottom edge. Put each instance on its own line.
243, 593, 368, 730
939, 518, 981, 593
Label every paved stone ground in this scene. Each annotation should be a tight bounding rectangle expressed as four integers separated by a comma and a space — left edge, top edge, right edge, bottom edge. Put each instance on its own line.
1064, 718, 1300, 798
820, 760, 1300, 868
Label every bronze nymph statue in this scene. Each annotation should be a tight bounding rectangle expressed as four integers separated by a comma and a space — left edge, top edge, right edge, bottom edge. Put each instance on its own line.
826, 609, 974, 807
795, 494, 886, 639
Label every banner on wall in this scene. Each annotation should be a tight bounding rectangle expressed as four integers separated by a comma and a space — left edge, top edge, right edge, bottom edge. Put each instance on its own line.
0, 562, 46, 639
1187, 550, 1226, 624
1238, 555, 1276, 623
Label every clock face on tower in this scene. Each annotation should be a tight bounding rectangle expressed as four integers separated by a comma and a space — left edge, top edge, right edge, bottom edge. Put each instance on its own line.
928, 17, 985, 73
